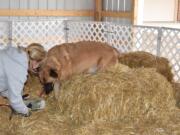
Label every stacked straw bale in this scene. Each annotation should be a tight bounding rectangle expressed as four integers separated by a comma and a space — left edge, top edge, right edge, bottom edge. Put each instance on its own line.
118, 51, 173, 82
58, 64, 175, 125
173, 83, 180, 108
0, 64, 179, 135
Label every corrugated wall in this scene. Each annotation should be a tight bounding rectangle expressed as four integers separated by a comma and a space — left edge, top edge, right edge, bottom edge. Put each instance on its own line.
0, 0, 132, 24
103, 0, 132, 24
0, 0, 94, 20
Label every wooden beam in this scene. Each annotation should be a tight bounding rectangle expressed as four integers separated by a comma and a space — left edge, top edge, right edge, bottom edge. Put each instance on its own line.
95, 0, 102, 21
101, 11, 132, 18
0, 9, 94, 17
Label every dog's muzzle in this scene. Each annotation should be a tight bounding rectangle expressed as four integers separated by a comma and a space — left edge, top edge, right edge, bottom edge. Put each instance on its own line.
43, 83, 54, 94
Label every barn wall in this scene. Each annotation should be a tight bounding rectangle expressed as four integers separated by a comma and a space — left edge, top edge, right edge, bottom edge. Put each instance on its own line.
0, 0, 94, 20
0, 0, 133, 24
103, 0, 132, 24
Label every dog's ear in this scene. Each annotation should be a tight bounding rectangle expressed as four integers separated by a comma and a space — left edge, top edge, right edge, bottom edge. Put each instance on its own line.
49, 69, 58, 78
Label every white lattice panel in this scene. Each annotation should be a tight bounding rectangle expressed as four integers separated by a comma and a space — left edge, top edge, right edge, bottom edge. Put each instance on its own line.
108, 24, 134, 52
160, 28, 180, 81
12, 20, 65, 50
0, 20, 179, 82
133, 26, 158, 55
0, 21, 11, 49
67, 21, 108, 43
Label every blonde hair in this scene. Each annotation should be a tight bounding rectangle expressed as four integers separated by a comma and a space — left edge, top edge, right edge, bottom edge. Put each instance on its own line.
26, 43, 46, 61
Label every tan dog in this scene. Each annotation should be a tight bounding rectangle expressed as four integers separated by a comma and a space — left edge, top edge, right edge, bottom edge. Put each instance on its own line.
38, 41, 120, 99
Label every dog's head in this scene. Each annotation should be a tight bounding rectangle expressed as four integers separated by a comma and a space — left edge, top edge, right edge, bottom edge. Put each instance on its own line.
38, 57, 61, 95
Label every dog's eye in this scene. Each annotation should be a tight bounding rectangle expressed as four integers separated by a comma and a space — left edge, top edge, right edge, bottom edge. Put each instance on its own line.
49, 69, 58, 78
36, 67, 41, 72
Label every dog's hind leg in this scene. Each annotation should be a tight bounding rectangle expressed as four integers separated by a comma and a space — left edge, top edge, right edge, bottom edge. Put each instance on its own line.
97, 54, 118, 72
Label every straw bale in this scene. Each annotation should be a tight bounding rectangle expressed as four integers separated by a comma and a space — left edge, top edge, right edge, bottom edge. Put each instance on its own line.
58, 64, 175, 125
0, 64, 179, 135
172, 83, 180, 108
118, 51, 173, 82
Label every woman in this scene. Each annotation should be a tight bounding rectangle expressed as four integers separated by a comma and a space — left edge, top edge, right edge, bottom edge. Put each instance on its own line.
0, 43, 46, 117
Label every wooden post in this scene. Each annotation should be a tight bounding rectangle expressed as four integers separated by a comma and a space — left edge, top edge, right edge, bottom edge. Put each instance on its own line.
177, 0, 180, 21
95, 0, 102, 21
132, 0, 138, 25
